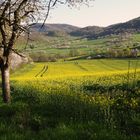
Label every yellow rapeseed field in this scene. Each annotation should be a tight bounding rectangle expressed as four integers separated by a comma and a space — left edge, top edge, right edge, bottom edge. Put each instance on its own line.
11, 59, 140, 81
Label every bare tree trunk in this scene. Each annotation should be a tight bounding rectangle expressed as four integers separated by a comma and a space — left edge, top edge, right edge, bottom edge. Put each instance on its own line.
1, 66, 11, 103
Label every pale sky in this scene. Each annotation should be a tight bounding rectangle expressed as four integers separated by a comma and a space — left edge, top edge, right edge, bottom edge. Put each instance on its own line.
47, 0, 140, 27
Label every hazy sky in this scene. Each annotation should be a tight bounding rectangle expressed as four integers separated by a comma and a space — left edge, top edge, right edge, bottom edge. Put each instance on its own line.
47, 0, 140, 27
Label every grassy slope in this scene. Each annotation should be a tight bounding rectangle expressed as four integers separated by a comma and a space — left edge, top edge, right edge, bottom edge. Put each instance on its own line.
15, 33, 140, 58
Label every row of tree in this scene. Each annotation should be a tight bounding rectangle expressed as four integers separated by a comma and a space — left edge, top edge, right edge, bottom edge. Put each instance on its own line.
108, 48, 139, 58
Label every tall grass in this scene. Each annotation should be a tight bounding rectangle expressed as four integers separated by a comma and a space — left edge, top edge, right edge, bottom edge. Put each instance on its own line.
7, 73, 140, 139
0, 59, 140, 139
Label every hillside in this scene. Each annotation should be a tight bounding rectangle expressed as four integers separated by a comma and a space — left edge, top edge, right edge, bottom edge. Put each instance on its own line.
70, 26, 104, 38
31, 23, 79, 33
11, 16, 140, 62
30, 16, 140, 39
97, 17, 140, 38
70, 17, 140, 39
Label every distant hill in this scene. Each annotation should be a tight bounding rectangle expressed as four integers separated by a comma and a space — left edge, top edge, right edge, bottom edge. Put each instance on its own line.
31, 23, 79, 32
70, 26, 104, 38
30, 17, 140, 38
31, 23, 80, 37
70, 17, 140, 39
97, 17, 140, 37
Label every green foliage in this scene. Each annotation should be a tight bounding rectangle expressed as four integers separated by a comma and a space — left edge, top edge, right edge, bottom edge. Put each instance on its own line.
1, 59, 140, 139
6, 74, 140, 139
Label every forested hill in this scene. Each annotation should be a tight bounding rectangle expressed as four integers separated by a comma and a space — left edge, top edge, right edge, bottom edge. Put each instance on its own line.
70, 17, 140, 39
30, 16, 140, 38
31, 23, 80, 33
69, 26, 104, 38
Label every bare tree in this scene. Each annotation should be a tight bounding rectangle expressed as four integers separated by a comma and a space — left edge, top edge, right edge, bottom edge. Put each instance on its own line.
0, 0, 93, 103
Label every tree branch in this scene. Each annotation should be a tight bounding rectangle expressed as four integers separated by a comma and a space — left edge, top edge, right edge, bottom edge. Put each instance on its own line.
11, 49, 26, 58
